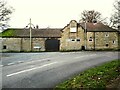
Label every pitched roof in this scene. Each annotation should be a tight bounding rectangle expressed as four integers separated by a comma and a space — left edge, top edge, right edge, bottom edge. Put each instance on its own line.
1, 28, 62, 38
80, 23, 118, 32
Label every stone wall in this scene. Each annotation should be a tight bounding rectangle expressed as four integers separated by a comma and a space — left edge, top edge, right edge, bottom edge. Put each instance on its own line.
2, 38, 22, 52
2, 38, 46, 52
94, 32, 119, 50
60, 20, 85, 51
86, 32, 94, 50
86, 32, 119, 50
32, 38, 45, 51
60, 20, 119, 51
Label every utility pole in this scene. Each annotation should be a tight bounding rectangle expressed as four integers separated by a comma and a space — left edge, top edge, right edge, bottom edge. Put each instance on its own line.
25, 18, 35, 51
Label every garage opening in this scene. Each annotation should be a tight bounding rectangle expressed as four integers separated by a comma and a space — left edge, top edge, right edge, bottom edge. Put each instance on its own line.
45, 38, 60, 51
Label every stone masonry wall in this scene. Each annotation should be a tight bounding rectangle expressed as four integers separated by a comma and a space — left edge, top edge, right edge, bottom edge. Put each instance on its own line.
60, 20, 85, 51
32, 38, 45, 51
94, 32, 119, 50
2, 38, 22, 52
87, 32, 94, 50
2, 38, 46, 52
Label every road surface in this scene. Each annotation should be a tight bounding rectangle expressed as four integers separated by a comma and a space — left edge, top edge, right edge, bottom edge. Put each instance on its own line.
1, 51, 119, 88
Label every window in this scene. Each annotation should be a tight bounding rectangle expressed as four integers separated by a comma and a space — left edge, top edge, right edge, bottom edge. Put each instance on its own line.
76, 39, 80, 41
105, 33, 109, 37
70, 27, 77, 32
71, 39, 75, 41
89, 37, 93, 41
3, 45, 6, 49
113, 40, 115, 44
106, 44, 109, 47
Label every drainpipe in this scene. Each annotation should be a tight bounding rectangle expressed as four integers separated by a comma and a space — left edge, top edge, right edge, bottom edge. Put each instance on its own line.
30, 18, 32, 51
84, 21, 87, 50
94, 32, 95, 50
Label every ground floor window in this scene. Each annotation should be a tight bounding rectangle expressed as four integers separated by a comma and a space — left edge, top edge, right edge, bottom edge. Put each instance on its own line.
106, 44, 109, 47
89, 37, 93, 41
3, 45, 7, 49
76, 39, 80, 41
113, 40, 115, 44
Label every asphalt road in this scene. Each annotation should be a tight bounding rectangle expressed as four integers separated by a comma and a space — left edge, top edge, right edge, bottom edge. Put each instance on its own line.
1, 51, 120, 88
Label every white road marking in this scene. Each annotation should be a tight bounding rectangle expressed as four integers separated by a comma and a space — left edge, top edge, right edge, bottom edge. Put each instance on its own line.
0, 65, 3, 67
6, 62, 57, 77
18, 61, 24, 63
74, 54, 97, 59
25, 58, 51, 64
30, 65, 35, 68
7, 63, 15, 65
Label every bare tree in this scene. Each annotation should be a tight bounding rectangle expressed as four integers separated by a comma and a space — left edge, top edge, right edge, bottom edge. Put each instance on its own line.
110, 0, 120, 30
0, 0, 14, 29
80, 10, 102, 23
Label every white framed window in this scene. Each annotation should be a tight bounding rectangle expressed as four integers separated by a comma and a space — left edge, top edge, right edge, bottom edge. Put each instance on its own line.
71, 39, 75, 41
66, 39, 75, 42
89, 37, 93, 41
113, 40, 115, 44
76, 39, 80, 42
105, 33, 109, 37
106, 43, 109, 47
70, 27, 77, 32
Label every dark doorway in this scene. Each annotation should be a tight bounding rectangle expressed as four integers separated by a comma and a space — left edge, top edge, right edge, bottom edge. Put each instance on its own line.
45, 38, 60, 51
81, 46, 85, 50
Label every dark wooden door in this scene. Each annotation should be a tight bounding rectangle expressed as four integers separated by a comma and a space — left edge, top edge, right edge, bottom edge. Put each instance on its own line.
45, 39, 60, 51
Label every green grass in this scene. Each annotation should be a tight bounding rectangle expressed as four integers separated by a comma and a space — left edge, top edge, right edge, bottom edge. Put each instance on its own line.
0, 29, 15, 37
55, 60, 120, 89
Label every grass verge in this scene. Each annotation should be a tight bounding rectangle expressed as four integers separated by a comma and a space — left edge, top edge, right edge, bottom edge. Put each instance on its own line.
55, 60, 120, 89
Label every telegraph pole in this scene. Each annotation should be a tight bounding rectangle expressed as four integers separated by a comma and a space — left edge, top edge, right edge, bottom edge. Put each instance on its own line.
25, 18, 35, 51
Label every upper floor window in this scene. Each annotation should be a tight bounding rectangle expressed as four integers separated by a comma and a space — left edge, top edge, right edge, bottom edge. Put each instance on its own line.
71, 39, 75, 41
3, 45, 7, 49
113, 40, 115, 44
105, 32, 109, 37
70, 20, 77, 33
76, 39, 80, 41
70, 27, 77, 32
89, 37, 93, 41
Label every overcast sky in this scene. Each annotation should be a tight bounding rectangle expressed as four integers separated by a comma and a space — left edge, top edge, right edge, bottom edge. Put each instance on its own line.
7, 0, 115, 28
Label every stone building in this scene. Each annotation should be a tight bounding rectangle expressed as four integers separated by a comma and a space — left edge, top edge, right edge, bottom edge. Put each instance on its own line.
1, 28, 61, 52
1, 20, 119, 52
60, 20, 119, 51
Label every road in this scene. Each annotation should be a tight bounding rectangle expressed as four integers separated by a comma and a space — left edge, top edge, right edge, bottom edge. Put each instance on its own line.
1, 51, 120, 88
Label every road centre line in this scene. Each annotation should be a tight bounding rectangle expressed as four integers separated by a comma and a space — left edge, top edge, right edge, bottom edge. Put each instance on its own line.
6, 62, 57, 77
74, 54, 96, 59
7, 63, 15, 66
0, 65, 3, 67
25, 58, 51, 64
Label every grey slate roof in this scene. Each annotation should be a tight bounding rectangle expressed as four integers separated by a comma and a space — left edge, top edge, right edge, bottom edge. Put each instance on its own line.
80, 23, 118, 32
3, 28, 62, 38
